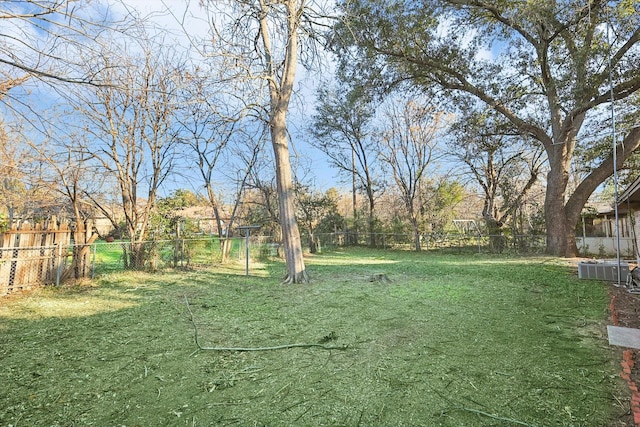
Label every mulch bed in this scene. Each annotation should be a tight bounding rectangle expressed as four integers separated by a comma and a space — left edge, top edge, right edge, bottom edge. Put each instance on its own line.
609, 284, 640, 426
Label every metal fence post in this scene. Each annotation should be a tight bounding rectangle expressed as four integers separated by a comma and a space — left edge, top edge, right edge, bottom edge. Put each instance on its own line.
237, 225, 260, 276
181, 238, 185, 268
55, 243, 62, 286
91, 243, 97, 279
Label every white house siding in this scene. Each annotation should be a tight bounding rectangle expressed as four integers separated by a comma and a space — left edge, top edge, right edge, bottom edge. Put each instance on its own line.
576, 236, 636, 258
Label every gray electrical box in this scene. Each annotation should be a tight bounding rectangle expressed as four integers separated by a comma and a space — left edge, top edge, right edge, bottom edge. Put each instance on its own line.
578, 260, 629, 282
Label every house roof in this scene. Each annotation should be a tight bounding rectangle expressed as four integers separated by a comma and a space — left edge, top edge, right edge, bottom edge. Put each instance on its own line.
618, 176, 640, 208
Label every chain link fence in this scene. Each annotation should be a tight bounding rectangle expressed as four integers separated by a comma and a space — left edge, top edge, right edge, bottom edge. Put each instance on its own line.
315, 232, 548, 254
86, 232, 550, 277
5, 231, 635, 294
0, 233, 561, 293
90, 236, 280, 276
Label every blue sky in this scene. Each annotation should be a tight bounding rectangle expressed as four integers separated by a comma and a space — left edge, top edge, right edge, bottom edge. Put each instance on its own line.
116, 0, 341, 194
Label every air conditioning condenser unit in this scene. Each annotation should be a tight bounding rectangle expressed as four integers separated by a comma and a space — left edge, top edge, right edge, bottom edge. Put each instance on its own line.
578, 260, 629, 282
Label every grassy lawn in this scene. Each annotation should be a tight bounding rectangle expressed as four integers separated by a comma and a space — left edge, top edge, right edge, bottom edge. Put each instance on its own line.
0, 248, 626, 426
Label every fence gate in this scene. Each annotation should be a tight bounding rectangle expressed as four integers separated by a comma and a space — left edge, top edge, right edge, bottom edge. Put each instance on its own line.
0, 218, 72, 296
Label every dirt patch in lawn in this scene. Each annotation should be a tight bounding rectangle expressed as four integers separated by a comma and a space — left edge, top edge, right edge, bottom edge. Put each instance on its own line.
609, 284, 640, 426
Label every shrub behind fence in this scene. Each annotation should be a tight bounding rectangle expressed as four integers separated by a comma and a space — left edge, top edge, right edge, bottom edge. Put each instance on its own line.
90, 236, 271, 275
315, 232, 548, 254
3, 231, 634, 295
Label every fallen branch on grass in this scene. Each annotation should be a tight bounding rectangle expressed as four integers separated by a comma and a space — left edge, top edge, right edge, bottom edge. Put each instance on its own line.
183, 295, 349, 352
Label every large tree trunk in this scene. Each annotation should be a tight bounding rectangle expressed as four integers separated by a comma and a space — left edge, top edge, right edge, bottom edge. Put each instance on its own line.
66, 220, 99, 280
259, 0, 308, 283
308, 232, 318, 254
544, 144, 578, 257
368, 195, 376, 247
483, 216, 505, 253
271, 110, 308, 284
411, 217, 421, 252
545, 201, 578, 257
546, 127, 640, 257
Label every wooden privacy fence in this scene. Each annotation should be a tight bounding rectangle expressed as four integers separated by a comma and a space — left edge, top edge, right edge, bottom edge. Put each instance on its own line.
0, 218, 97, 296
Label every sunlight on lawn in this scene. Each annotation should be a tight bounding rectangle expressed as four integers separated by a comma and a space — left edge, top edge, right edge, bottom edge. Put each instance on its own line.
306, 251, 399, 266
0, 293, 139, 319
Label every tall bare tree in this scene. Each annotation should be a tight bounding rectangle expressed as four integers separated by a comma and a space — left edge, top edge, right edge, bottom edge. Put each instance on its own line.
200, 0, 331, 283
175, 66, 265, 261
310, 82, 384, 246
0, 1, 126, 227
249, 0, 306, 283
0, 121, 32, 226
379, 99, 448, 251
1, 1, 123, 104
66, 34, 184, 269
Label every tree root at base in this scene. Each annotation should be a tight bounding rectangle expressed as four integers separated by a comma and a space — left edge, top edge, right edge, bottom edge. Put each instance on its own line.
183, 295, 348, 352
281, 269, 310, 285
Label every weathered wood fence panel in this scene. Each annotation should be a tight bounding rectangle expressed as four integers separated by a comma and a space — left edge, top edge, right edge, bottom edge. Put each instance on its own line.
0, 218, 76, 296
